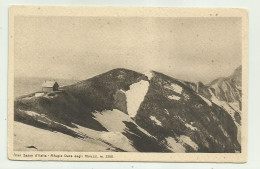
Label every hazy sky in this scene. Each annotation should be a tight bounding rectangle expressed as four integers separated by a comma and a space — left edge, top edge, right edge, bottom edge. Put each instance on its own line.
14, 16, 241, 83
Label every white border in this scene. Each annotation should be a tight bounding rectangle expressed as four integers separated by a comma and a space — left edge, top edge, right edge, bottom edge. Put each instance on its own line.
7, 6, 248, 163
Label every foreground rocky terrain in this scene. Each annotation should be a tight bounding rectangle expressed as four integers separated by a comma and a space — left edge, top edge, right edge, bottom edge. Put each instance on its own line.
14, 66, 242, 152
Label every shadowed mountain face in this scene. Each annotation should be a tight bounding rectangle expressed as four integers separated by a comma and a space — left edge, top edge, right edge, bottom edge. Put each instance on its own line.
208, 65, 242, 107
14, 67, 242, 153
184, 65, 242, 145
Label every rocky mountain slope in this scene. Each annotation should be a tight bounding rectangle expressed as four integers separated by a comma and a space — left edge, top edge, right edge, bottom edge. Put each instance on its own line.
208, 65, 242, 112
184, 65, 242, 144
14, 67, 242, 153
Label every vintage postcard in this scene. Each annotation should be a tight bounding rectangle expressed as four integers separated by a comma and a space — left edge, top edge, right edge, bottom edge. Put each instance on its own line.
8, 6, 248, 162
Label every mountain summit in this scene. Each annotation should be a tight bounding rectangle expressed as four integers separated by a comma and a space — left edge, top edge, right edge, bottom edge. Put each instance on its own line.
14, 67, 241, 152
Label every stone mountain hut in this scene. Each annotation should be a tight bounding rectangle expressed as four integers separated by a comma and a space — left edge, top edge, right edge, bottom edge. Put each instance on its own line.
42, 81, 59, 93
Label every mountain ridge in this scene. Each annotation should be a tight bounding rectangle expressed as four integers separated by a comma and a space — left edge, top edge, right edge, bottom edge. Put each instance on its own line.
14, 66, 242, 152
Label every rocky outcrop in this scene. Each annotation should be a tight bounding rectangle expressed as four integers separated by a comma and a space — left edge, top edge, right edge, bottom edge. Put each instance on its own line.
113, 90, 128, 114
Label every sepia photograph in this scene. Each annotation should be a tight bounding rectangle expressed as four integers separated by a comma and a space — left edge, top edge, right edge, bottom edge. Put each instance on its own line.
8, 6, 248, 162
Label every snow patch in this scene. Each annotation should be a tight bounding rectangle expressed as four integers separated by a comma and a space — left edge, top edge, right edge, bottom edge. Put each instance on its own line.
164, 109, 170, 115
94, 109, 155, 139
38, 120, 48, 124
144, 71, 154, 80
135, 126, 155, 139
185, 123, 197, 131
228, 102, 241, 113
171, 84, 183, 94
24, 110, 39, 117
166, 137, 186, 153
72, 123, 137, 151
209, 89, 220, 103
198, 95, 212, 106
94, 109, 131, 132
100, 132, 137, 152
35, 93, 44, 97
125, 80, 149, 117
150, 116, 162, 126
179, 135, 198, 151
119, 89, 125, 93
72, 124, 102, 138
165, 83, 183, 94
14, 122, 111, 151
168, 95, 181, 100
219, 125, 229, 137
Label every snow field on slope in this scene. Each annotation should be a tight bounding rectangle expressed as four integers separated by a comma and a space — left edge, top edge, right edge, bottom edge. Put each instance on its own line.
179, 135, 199, 151
93, 109, 154, 138
14, 122, 111, 151
166, 137, 186, 153
93, 109, 156, 150
21, 109, 138, 151
125, 80, 149, 118
72, 123, 137, 152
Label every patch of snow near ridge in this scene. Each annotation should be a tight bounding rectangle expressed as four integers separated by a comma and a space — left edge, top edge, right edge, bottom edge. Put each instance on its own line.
185, 123, 197, 131
144, 71, 154, 80
179, 135, 198, 151
165, 83, 183, 94
171, 84, 183, 94
125, 80, 149, 117
166, 137, 186, 153
150, 116, 162, 126
198, 94, 212, 106
228, 102, 241, 114
168, 95, 181, 100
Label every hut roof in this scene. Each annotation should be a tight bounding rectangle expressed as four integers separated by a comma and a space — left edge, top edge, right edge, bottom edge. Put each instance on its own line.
42, 81, 59, 88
